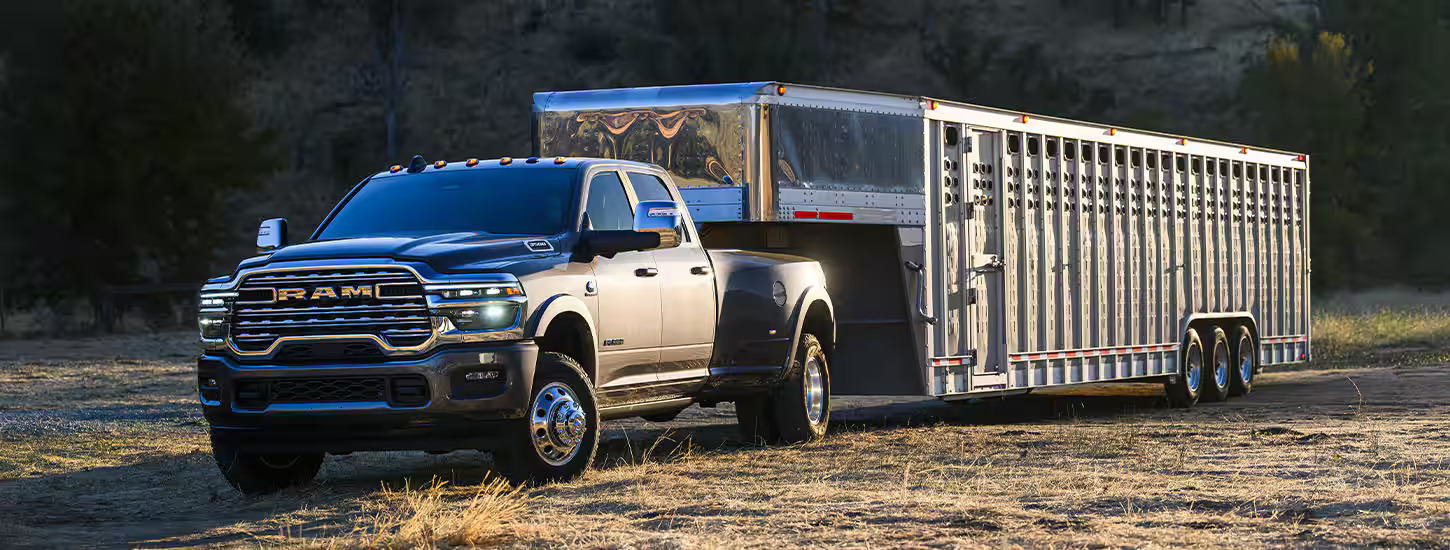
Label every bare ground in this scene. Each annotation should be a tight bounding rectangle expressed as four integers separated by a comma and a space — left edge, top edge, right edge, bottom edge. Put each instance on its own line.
1, 331, 1448, 548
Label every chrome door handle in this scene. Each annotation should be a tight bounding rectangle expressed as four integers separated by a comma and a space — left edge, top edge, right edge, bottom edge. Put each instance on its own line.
690, 265, 711, 275
905, 261, 937, 325
635, 267, 659, 277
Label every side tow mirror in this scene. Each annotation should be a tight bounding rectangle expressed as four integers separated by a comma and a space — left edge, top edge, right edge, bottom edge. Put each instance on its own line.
581, 230, 660, 260
632, 200, 683, 250
257, 218, 288, 253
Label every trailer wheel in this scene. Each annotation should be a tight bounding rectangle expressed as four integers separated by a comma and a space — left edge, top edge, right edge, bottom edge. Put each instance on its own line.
1230, 326, 1256, 396
1201, 327, 1233, 402
493, 352, 599, 485
211, 438, 323, 495
1165, 329, 1204, 408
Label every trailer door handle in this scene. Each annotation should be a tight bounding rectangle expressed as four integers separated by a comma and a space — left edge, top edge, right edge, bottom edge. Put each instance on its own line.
690, 265, 711, 275
904, 261, 937, 325
635, 267, 659, 277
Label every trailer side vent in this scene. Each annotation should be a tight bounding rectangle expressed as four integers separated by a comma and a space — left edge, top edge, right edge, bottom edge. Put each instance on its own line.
1098, 144, 1109, 163
1046, 139, 1059, 158
1027, 136, 1040, 156
1008, 134, 1021, 154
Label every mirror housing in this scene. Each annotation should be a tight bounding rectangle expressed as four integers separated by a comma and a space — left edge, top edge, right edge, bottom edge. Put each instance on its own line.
632, 200, 683, 250
256, 218, 288, 253
580, 230, 660, 260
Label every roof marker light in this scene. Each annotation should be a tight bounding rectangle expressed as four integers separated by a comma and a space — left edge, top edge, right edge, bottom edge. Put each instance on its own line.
776, 85, 786, 96
500, 157, 513, 165
1240, 147, 1249, 154
554, 157, 567, 164
465, 158, 479, 167
1178, 139, 1189, 146
526, 157, 539, 164
389, 165, 402, 173
929, 100, 939, 110
1019, 115, 1030, 123
433, 160, 447, 169
1108, 128, 1117, 136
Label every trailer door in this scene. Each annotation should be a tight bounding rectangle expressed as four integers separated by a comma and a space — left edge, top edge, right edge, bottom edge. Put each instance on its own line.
932, 125, 1007, 393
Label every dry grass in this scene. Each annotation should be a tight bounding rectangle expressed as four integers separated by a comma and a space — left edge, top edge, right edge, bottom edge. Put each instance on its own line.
2, 294, 1449, 547
1313, 290, 1450, 367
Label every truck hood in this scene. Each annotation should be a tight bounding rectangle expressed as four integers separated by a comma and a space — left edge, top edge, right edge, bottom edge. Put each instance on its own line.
249, 232, 565, 273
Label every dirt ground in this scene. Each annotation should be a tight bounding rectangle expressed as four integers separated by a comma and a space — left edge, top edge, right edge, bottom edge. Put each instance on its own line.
1, 331, 1448, 548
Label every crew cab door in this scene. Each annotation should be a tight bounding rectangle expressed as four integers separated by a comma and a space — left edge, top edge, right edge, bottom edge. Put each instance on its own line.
583, 171, 663, 390
626, 171, 716, 387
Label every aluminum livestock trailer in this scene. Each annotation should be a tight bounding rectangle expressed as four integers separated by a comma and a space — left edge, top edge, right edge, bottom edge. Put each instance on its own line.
533, 82, 1310, 407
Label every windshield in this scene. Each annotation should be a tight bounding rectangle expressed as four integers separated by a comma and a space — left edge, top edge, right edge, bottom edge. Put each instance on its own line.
316, 168, 577, 239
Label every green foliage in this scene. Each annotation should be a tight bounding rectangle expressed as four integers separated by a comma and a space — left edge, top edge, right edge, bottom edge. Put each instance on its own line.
1241, 0, 1450, 290
0, 0, 271, 304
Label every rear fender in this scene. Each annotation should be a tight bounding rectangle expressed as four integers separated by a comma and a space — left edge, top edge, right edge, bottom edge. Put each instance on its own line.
785, 286, 835, 369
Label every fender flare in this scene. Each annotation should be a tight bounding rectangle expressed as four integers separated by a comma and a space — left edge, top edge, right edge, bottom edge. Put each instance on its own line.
527, 293, 599, 370
784, 285, 835, 369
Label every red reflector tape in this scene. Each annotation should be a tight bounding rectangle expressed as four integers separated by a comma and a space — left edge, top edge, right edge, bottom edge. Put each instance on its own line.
793, 211, 819, 219
819, 211, 854, 221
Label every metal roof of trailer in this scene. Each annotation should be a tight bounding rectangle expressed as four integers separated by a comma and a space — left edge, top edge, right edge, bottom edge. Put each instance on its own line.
533, 81, 1306, 160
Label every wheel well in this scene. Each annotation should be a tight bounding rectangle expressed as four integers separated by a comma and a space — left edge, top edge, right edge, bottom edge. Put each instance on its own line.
1187, 316, 1258, 355
536, 312, 596, 381
801, 300, 835, 362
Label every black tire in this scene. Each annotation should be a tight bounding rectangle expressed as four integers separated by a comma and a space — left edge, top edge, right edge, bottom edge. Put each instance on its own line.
493, 352, 599, 485
734, 395, 779, 444
211, 437, 323, 495
1201, 326, 1233, 402
1165, 329, 1204, 408
774, 333, 831, 443
1230, 326, 1256, 396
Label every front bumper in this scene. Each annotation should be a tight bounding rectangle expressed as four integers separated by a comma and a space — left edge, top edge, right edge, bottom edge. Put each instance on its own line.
198, 341, 537, 454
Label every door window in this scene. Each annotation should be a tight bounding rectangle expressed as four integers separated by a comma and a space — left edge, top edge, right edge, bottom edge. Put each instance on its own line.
585, 172, 633, 230
626, 172, 691, 242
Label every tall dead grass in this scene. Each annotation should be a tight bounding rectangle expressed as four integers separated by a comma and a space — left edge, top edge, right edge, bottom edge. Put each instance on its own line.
330, 476, 528, 549
1313, 291, 1450, 366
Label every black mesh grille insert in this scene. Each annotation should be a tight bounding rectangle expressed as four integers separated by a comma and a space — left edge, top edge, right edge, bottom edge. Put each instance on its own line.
234, 375, 429, 409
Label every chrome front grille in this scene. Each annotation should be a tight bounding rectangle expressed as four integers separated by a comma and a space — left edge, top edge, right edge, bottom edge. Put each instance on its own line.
229, 267, 431, 354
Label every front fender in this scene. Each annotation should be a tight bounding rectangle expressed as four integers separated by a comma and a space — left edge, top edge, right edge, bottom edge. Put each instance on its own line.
526, 293, 598, 359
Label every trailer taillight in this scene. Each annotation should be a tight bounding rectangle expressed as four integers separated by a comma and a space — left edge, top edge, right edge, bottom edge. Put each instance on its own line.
1296, 155, 1306, 162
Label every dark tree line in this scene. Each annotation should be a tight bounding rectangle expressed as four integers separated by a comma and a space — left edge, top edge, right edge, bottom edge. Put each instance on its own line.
0, 0, 1447, 330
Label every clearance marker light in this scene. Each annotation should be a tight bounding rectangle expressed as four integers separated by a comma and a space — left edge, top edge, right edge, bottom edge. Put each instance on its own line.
776, 85, 786, 96
433, 160, 447, 169
465, 158, 479, 167
1240, 147, 1250, 154
1019, 115, 1030, 123
500, 157, 513, 165
1108, 128, 1117, 136
929, 100, 939, 110
1296, 155, 1307, 162
389, 165, 402, 173
1178, 139, 1189, 145
554, 157, 567, 164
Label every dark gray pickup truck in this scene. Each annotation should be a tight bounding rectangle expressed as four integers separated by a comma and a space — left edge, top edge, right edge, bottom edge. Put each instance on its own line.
197, 156, 835, 492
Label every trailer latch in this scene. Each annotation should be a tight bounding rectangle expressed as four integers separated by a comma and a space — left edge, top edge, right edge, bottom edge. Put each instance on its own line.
973, 255, 1004, 273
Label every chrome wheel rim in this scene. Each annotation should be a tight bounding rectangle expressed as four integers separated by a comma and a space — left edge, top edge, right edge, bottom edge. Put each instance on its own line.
1215, 343, 1230, 388
1185, 345, 1203, 392
528, 382, 587, 466
804, 356, 826, 424
1239, 348, 1254, 384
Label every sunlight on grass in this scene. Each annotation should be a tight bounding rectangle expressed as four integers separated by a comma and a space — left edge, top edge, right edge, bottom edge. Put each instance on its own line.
1313, 290, 1450, 366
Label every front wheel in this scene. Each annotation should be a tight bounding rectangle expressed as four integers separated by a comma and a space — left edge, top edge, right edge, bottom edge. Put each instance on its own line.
493, 352, 599, 485
212, 437, 323, 495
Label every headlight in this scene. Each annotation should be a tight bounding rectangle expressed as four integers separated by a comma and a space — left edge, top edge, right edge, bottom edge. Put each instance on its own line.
424, 283, 525, 334
197, 291, 236, 341
438, 302, 522, 332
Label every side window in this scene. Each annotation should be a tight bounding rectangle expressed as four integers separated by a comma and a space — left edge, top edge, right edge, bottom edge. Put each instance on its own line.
584, 172, 633, 231
626, 171, 692, 242
627, 172, 674, 202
